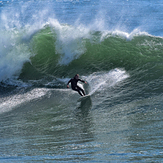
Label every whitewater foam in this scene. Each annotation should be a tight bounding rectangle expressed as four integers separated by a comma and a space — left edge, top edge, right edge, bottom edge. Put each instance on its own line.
83, 68, 129, 95
51, 20, 90, 65
0, 31, 31, 81
0, 88, 48, 114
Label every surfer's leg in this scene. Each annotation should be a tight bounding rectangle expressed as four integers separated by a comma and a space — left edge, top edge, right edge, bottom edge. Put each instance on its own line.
77, 86, 85, 96
77, 90, 83, 96
73, 88, 83, 96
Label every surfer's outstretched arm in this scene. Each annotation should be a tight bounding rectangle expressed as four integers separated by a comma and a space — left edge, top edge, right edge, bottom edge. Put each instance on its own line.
67, 79, 72, 88
79, 79, 87, 84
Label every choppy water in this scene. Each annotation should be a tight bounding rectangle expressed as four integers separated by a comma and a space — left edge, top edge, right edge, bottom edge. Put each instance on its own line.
0, 0, 163, 162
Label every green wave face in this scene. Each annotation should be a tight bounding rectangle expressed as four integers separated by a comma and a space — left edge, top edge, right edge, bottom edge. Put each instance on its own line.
20, 25, 163, 81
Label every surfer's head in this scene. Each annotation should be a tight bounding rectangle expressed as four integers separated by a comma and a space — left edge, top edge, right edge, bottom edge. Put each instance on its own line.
74, 74, 79, 79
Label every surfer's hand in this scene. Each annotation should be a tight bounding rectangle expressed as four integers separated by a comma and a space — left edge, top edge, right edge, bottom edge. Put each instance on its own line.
85, 81, 87, 84
67, 85, 69, 88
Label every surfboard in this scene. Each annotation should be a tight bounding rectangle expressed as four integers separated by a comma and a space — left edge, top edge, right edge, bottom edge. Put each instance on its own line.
77, 94, 90, 102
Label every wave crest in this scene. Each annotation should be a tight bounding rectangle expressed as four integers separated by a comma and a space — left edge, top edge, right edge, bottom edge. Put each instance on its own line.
0, 18, 163, 84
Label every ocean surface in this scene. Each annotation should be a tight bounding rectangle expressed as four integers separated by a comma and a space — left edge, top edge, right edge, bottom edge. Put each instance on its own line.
0, 0, 163, 162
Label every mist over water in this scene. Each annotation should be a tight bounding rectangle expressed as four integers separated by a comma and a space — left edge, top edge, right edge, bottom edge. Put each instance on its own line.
0, 0, 163, 162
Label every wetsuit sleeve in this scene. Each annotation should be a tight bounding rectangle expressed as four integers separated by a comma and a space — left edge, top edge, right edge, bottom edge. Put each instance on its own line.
78, 79, 85, 83
67, 79, 72, 85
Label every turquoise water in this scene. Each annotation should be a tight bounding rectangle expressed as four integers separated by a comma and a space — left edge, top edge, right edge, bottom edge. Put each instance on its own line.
0, 0, 163, 162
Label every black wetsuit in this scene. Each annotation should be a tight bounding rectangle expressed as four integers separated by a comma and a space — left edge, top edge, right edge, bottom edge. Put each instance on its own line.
67, 78, 86, 96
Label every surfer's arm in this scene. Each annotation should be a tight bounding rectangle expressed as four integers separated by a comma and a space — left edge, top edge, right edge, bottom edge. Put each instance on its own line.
79, 79, 87, 84
67, 79, 71, 88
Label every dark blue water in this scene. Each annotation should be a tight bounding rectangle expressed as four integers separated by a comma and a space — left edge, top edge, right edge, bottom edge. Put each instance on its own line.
0, 0, 163, 162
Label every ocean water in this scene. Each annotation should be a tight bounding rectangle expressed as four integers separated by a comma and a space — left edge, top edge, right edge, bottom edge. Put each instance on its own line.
0, 0, 163, 162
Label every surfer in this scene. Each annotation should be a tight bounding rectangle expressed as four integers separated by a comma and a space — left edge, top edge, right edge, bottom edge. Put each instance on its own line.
67, 74, 87, 96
